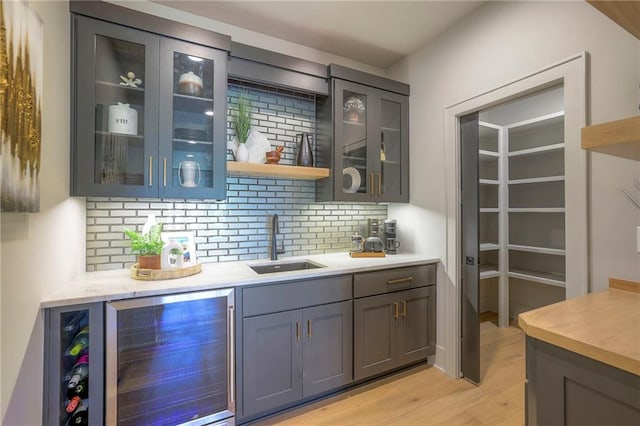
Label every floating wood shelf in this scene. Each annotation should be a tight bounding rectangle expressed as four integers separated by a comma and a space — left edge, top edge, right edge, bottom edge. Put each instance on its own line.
227, 162, 330, 180
581, 116, 640, 161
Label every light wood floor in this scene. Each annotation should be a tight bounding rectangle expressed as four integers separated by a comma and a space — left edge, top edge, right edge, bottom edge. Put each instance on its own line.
259, 318, 525, 425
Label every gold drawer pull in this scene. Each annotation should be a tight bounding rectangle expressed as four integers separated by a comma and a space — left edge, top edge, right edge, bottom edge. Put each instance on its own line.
402, 300, 407, 318
307, 320, 312, 338
370, 173, 375, 195
296, 322, 301, 341
393, 302, 399, 319
148, 156, 153, 186
387, 277, 413, 285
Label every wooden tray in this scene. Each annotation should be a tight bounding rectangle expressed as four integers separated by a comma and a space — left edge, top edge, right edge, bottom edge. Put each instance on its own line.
130, 263, 202, 280
349, 251, 386, 258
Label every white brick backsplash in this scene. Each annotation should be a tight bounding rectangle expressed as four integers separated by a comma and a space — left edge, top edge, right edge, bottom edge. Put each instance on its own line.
85, 83, 388, 271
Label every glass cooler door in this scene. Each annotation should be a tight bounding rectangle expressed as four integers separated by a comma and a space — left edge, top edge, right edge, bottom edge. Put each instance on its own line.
106, 289, 235, 426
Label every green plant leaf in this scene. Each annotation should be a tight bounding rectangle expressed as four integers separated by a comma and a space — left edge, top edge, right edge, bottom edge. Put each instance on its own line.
231, 92, 252, 144
123, 223, 164, 255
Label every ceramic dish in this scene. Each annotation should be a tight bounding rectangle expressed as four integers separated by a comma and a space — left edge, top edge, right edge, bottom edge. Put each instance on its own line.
342, 167, 361, 193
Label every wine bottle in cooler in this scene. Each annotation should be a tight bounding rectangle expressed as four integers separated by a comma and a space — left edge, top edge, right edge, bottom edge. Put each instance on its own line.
65, 400, 88, 426
66, 353, 89, 398
65, 326, 89, 357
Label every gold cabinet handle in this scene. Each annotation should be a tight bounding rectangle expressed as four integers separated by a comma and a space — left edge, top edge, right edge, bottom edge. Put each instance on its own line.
296, 322, 301, 341
148, 156, 153, 186
307, 320, 312, 338
378, 173, 382, 195
387, 277, 413, 285
370, 172, 375, 195
163, 158, 167, 187
393, 302, 399, 319
402, 300, 407, 318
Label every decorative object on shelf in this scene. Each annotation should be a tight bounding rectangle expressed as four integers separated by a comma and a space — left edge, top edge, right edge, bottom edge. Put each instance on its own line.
174, 127, 206, 141
230, 92, 253, 162
265, 146, 284, 164
108, 102, 138, 135
119, 71, 142, 88
161, 231, 197, 267
228, 128, 271, 163
1, 0, 43, 213
344, 96, 365, 122
123, 216, 164, 270
177, 71, 203, 96
342, 167, 361, 193
296, 132, 314, 166
178, 160, 201, 188
351, 232, 364, 253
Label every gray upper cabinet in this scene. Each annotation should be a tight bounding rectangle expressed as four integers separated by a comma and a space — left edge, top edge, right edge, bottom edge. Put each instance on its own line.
71, 9, 228, 199
317, 66, 410, 202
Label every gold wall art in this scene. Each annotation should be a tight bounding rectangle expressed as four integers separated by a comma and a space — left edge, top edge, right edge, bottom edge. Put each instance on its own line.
0, 0, 43, 212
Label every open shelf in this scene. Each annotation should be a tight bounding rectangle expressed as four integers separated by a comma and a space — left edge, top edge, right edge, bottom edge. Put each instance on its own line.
480, 208, 500, 213
480, 243, 500, 251
480, 179, 499, 185
479, 149, 500, 157
508, 175, 564, 185
581, 116, 640, 161
509, 143, 565, 157
508, 244, 565, 256
480, 265, 500, 280
508, 268, 565, 287
508, 207, 565, 213
227, 162, 330, 180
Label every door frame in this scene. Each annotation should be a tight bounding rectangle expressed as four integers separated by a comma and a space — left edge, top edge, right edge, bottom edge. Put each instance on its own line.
442, 52, 589, 378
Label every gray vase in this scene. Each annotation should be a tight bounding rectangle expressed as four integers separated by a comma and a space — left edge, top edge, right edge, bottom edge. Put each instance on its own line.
296, 133, 313, 167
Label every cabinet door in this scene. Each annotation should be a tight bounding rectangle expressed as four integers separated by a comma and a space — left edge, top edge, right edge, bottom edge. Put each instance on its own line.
43, 303, 104, 426
158, 39, 227, 199
396, 286, 434, 365
376, 91, 409, 202
73, 16, 159, 197
302, 301, 353, 397
353, 292, 398, 380
333, 79, 376, 201
242, 310, 303, 417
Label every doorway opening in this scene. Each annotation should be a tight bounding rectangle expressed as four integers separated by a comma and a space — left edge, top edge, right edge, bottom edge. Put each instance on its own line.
445, 53, 588, 382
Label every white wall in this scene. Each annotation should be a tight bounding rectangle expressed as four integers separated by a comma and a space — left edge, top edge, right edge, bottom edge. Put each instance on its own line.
387, 1, 639, 372
1, 1, 86, 423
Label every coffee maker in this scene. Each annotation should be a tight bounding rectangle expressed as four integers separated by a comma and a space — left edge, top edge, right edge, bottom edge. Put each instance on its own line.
383, 220, 400, 254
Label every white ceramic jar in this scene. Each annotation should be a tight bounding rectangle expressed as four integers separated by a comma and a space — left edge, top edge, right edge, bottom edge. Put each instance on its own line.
178, 71, 204, 97
108, 102, 138, 135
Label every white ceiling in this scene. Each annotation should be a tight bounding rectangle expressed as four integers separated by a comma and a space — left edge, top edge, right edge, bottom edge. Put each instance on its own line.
155, 1, 484, 68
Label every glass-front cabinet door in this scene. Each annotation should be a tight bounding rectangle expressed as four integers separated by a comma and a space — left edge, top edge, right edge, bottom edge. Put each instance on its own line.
74, 17, 159, 197
334, 79, 372, 201
332, 79, 409, 202
377, 92, 409, 202
158, 39, 227, 199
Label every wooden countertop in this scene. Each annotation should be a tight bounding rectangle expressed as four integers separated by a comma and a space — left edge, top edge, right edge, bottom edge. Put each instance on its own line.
518, 280, 640, 376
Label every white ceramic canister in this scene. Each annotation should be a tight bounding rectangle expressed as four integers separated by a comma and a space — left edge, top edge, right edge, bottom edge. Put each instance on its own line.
178, 71, 204, 97
178, 160, 201, 188
108, 102, 138, 135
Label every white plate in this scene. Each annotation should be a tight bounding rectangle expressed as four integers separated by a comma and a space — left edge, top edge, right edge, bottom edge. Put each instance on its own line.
342, 167, 361, 193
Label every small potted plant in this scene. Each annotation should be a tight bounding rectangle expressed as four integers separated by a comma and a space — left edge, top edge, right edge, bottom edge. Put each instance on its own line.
124, 223, 164, 270
231, 92, 252, 162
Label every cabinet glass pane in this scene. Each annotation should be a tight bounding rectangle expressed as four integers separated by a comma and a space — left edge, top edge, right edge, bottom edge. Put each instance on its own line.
114, 297, 228, 426
171, 52, 215, 189
60, 310, 90, 425
94, 35, 146, 185
379, 99, 402, 196
342, 91, 367, 194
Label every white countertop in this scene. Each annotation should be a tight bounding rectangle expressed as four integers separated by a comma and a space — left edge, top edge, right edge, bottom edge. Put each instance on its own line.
42, 253, 439, 308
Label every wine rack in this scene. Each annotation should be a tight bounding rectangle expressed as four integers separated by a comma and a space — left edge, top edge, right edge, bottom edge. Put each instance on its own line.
44, 303, 104, 426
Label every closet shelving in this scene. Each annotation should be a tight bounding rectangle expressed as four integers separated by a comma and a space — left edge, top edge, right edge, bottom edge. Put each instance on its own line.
478, 111, 566, 327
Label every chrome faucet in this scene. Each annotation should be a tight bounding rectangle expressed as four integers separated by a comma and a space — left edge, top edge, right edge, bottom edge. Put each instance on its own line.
271, 214, 285, 260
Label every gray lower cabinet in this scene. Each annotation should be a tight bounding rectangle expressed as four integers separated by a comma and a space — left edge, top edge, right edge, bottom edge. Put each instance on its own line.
242, 300, 353, 418
525, 336, 640, 426
354, 286, 435, 381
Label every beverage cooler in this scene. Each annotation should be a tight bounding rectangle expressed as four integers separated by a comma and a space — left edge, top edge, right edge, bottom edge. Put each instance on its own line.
44, 303, 105, 425
106, 289, 235, 426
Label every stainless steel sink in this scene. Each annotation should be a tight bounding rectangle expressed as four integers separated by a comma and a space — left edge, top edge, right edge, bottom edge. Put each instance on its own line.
249, 260, 325, 274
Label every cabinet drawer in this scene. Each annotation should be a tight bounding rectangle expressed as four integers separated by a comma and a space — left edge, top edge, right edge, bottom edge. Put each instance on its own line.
354, 264, 435, 298
243, 275, 352, 317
